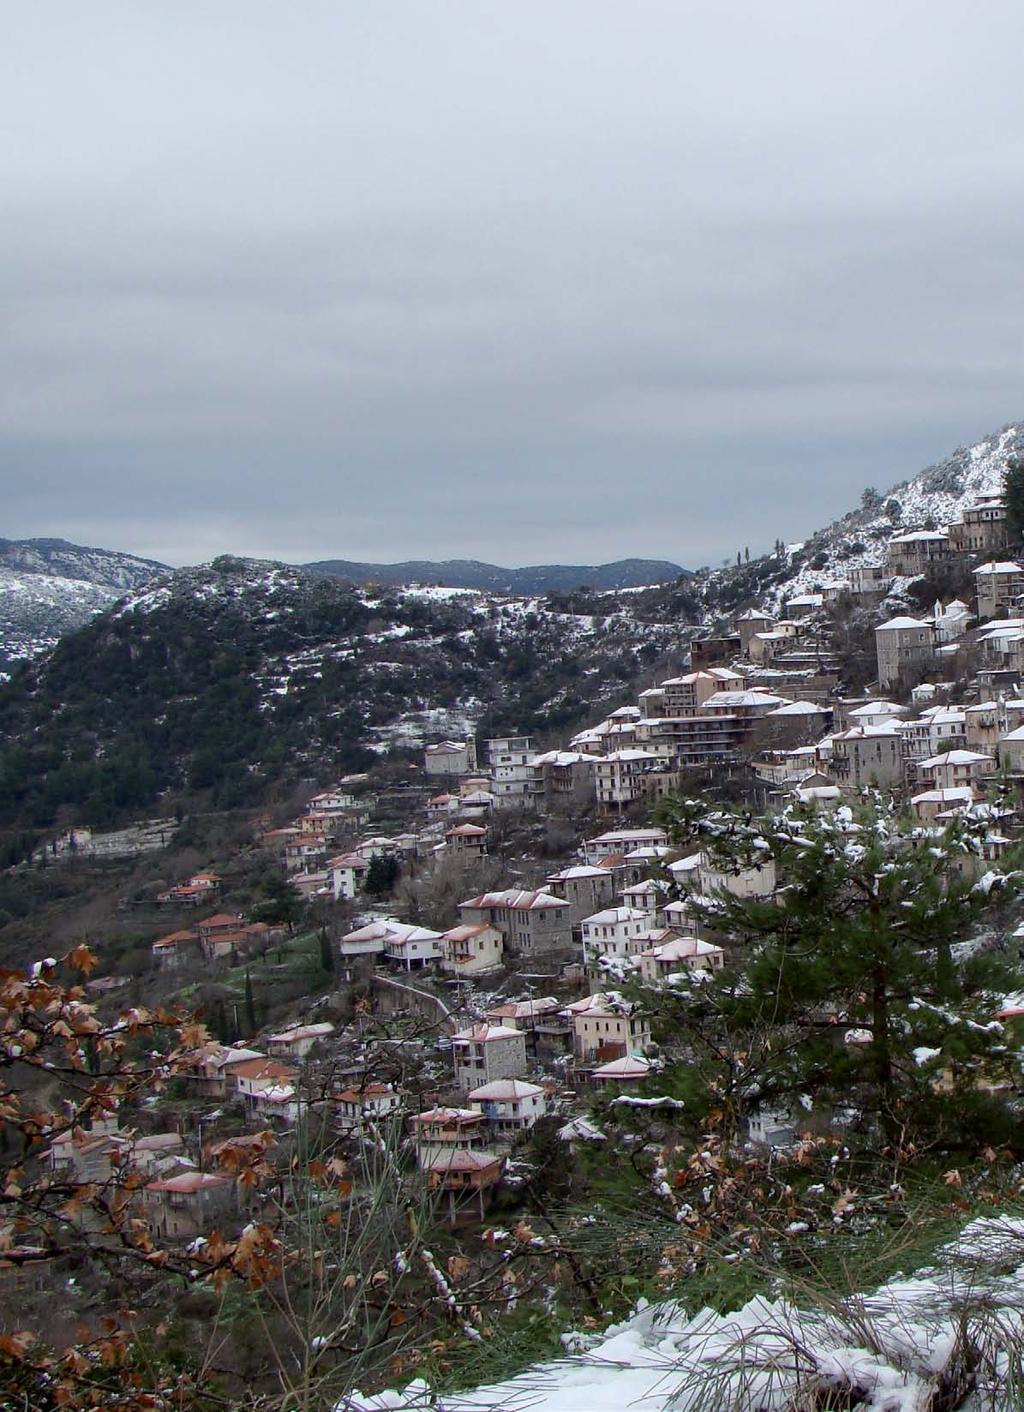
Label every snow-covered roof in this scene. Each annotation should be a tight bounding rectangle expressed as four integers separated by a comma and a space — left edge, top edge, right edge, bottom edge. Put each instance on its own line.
467, 1080, 543, 1101
642, 936, 724, 961
667, 852, 703, 875
974, 561, 1024, 575
582, 906, 650, 926
342, 919, 443, 944
557, 1116, 606, 1142
592, 1056, 653, 1079
832, 723, 900, 740
589, 827, 668, 844
911, 787, 975, 805
461, 889, 567, 911
889, 528, 949, 543
848, 699, 903, 717
702, 689, 790, 708
767, 700, 828, 716
452, 1023, 522, 1043
919, 749, 994, 767
875, 615, 930, 631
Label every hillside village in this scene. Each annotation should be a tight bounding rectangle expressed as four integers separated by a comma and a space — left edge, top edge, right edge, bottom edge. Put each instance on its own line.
14, 450, 1024, 1410
27, 462, 1024, 1252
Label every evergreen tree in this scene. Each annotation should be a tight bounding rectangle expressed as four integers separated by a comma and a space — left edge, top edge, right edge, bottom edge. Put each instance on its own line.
364, 853, 401, 898
1005, 456, 1024, 546
319, 926, 335, 973
244, 970, 256, 1035
648, 796, 1023, 1152
254, 871, 304, 932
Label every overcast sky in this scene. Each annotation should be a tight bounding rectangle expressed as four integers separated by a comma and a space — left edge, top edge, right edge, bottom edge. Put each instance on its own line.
4, 3, 1024, 570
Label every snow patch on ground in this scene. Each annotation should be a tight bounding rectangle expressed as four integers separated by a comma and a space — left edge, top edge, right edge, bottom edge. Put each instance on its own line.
350, 1211, 1024, 1410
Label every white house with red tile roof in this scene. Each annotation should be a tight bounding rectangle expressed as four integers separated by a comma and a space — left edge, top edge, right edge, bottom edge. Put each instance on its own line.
468, 1079, 545, 1137
441, 922, 504, 976
334, 1083, 403, 1136
639, 935, 725, 985
564, 992, 651, 1064
266, 1022, 335, 1058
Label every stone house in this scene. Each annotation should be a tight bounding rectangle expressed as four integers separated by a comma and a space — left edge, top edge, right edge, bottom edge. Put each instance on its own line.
424, 740, 477, 776
885, 529, 952, 578
875, 617, 936, 691
458, 889, 572, 955
999, 725, 1024, 771
948, 497, 1009, 556
582, 827, 668, 864
965, 702, 1005, 754
484, 996, 571, 1057
450, 1023, 528, 1090
916, 749, 994, 791
142, 1171, 237, 1242
830, 725, 904, 790
444, 823, 488, 858
151, 928, 201, 969
975, 562, 1024, 621
544, 864, 620, 925
593, 750, 663, 809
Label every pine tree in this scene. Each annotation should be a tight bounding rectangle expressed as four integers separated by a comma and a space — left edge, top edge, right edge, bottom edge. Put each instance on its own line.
649, 796, 1022, 1152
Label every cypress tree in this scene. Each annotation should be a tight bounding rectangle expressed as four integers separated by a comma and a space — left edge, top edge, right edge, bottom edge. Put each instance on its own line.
244, 971, 256, 1035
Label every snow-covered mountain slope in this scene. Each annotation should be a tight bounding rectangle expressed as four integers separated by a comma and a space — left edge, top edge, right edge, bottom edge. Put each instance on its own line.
684, 421, 1024, 618
0, 538, 168, 672
0, 537, 166, 591
768, 421, 1023, 604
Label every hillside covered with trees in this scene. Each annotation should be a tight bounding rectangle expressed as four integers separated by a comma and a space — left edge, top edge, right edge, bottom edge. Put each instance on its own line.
0, 557, 697, 838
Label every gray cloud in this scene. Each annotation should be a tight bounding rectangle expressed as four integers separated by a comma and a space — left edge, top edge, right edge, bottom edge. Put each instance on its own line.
3, 1, 1024, 568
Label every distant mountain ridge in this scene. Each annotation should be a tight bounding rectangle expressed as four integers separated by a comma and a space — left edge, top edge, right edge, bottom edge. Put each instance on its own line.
0, 537, 167, 590
302, 556, 689, 593
0, 537, 169, 671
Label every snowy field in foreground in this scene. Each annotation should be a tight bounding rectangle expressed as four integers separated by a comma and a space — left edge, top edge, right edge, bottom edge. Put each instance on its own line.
349, 1212, 1024, 1412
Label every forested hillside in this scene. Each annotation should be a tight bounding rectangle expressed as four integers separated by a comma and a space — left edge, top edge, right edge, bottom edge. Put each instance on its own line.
0, 556, 695, 835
